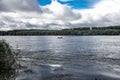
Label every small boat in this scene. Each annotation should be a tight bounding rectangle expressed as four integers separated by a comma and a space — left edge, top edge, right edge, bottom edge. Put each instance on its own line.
57, 36, 63, 39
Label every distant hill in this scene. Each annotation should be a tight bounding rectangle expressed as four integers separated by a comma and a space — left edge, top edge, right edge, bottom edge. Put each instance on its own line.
0, 26, 120, 35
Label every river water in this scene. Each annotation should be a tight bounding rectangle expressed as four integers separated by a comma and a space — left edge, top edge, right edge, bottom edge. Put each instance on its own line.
0, 36, 120, 80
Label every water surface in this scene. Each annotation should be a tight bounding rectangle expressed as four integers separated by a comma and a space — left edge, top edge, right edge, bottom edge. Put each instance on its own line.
0, 36, 120, 80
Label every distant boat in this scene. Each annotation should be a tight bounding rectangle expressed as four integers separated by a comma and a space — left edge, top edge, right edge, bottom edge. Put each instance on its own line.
57, 36, 63, 39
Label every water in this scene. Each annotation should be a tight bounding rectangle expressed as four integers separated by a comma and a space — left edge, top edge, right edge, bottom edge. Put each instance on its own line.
0, 36, 120, 80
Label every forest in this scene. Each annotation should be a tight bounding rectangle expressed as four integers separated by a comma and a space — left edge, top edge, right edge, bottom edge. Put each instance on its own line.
0, 26, 120, 35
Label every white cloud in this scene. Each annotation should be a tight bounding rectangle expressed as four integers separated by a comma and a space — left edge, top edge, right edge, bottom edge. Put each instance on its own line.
71, 0, 120, 27
0, 0, 120, 30
44, 0, 80, 20
0, 0, 81, 30
59, 0, 73, 2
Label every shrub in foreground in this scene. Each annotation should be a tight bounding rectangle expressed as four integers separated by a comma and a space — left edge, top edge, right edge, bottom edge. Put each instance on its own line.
0, 40, 16, 72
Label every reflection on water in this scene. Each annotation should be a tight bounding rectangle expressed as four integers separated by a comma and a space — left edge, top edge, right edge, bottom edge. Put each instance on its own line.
0, 36, 120, 80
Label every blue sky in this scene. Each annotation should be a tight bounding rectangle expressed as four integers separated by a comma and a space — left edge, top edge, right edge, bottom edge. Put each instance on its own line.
38, 0, 100, 9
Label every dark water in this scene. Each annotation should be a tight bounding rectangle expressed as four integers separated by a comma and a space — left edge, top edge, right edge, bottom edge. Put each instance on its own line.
0, 36, 120, 80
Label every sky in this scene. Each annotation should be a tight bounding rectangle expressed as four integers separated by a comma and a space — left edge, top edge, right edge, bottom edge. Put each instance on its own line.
38, 0, 100, 9
0, 0, 120, 30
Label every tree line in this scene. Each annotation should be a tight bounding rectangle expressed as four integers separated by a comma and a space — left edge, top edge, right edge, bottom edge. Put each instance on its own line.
0, 26, 120, 35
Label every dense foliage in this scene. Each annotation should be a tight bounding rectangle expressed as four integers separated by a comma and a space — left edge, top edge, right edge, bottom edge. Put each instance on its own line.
0, 40, 16, 71
0, 40, 17, 80
0, 26, 120, 35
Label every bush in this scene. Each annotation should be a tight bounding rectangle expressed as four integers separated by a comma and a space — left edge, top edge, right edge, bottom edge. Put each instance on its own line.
0, 40, 16, 72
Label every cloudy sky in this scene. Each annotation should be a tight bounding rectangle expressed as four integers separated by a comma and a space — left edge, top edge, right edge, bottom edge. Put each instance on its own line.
0, 0, 120, 30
